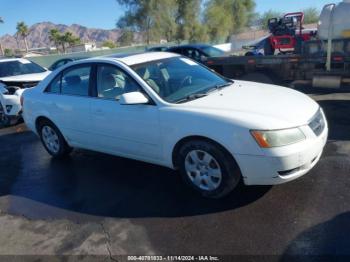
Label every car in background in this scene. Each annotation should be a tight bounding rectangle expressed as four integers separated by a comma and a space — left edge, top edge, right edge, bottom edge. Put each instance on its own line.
0, 58, 50, 126
167, 44, 226, 63
22, 52, 327, 198
49, 57, 84, 71
242, 37, 269, 56
146, 46, 170, 52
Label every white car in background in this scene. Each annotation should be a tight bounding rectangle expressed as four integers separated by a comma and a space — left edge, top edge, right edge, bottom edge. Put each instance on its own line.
22, 52, 328, 198
0, 58, 50, 126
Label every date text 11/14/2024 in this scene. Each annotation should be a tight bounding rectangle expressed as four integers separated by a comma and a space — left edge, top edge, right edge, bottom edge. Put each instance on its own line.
127, 255, 220, 261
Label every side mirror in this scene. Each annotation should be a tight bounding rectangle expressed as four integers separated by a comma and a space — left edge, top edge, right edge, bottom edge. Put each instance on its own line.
119, 91, 149, 105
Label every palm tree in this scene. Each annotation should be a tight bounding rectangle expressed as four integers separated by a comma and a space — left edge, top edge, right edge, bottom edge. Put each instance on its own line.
15, 32, 20, 49
58, 34, 66, 54
49, 28, 61, 53
64, 31, 80, 47
0, 17, 4, 56
16, 21, 29, 53
58, 31, 80, 53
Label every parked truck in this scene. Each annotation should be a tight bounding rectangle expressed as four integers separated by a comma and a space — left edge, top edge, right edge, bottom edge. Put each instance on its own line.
204, 1, 350, 88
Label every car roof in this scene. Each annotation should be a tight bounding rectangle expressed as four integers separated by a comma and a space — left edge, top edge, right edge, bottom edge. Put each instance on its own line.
0, 58, 30, 63
101, 52, 180, 66
168, 44, 211, 50
147, 46, 169, 49
55, 58, 75, 61
54, 57, 83, 62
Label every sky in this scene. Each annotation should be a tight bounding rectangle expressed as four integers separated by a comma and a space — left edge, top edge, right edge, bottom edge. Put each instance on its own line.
0, 0, 335, 36
254, 0, 332, 14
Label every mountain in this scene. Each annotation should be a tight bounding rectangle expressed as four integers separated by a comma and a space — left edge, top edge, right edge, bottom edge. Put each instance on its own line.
0, 22, 136, 50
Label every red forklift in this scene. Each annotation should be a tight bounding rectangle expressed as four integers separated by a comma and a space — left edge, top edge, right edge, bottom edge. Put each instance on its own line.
265, 12, 315, 55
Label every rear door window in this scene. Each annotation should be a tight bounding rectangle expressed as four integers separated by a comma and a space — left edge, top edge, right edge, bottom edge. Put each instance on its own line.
61, 66, 91, 96
45, 65, 92, 96
46, 74, 61, 93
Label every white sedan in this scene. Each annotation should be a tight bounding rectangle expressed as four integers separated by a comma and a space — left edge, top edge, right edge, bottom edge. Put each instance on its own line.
22, 52, 328, 198
0, 58, 50, 125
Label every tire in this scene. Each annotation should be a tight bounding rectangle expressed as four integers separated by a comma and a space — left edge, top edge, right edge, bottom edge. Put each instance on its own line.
245, 51, 255, 56
241, 72, 274, 84
38, 119, 72, 158
0, 104, 12, 127
177, 140, 241, 199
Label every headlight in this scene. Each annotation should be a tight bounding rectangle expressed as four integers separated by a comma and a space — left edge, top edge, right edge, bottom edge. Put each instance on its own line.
251, 128, 306, 148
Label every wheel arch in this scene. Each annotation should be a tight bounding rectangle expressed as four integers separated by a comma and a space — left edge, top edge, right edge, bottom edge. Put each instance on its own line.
35, 116, 60, 134
171, 135, 237, 169
35, 115, 73, 157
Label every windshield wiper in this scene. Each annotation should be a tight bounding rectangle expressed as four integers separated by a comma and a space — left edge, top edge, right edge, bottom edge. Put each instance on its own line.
203, 81, 232, 95
175, 93, 209, 104
174, 81, 233, 104
214, 81, 233, 90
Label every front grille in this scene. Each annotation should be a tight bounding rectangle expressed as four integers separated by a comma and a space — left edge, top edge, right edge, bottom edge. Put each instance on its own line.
308, 109, 325, 136
1, 81, 39, 89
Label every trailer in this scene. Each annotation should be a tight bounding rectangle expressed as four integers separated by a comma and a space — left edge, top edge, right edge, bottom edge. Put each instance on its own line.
205, 38, 350, 88
204, 2, 350, 89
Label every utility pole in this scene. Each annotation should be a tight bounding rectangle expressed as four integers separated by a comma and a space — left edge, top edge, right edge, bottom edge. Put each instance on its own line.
325, 4, 336, 72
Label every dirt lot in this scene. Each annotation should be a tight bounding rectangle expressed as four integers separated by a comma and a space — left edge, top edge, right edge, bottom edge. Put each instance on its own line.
0, 86, 349, 260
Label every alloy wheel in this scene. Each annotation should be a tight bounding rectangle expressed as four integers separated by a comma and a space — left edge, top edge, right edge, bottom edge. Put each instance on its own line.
42, 125, 60, 154
184, 150, 222, 191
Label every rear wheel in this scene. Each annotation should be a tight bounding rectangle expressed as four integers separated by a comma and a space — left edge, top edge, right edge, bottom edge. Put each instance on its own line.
0, 104, 11, 126
245, 51, 255, 56
177, 140, 241, 199
38, 120, 72, 158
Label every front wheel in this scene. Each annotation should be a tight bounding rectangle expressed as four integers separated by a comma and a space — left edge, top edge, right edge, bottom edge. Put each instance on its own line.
38, 120, 72, 158
177, 140, 241, 199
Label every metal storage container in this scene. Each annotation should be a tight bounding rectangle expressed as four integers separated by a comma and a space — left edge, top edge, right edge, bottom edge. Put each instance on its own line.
318, 0, 350, 40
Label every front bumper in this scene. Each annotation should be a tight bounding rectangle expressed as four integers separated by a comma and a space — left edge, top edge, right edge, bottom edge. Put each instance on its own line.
235, 122, 328, 186
0, 94, 22, 117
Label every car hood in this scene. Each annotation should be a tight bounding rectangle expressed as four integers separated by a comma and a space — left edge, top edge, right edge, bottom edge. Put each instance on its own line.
184, 80, 319, 129
0, 71, 51, 82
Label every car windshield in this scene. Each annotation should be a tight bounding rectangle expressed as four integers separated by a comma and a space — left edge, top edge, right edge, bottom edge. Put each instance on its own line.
0, 59, 46, 78
199, 46, 225, 57
131, 57, 232, 103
